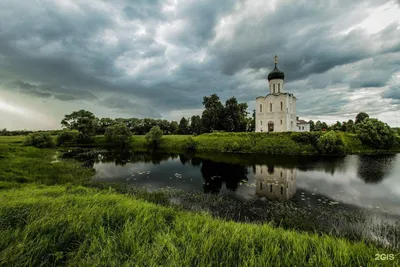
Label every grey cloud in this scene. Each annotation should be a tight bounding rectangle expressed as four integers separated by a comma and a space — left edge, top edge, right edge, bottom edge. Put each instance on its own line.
382, 85, 400, 100
99, 96, 162, 118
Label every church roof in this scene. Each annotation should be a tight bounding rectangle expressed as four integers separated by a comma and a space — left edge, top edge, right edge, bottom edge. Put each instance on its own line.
297, 120, 309, 124
267, 55, 285, 81
256, 92, 296, 99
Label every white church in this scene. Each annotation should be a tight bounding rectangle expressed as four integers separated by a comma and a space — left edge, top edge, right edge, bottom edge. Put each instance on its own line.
255, 56, 310, 132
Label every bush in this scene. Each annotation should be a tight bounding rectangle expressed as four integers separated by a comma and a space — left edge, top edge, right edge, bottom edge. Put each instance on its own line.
182, 137, 198, 151
145, 126, 163, 148
104, 123, 132, 147
316, 131, 345, 154
291, 132, 322, 147
56, 130, 80, 146
356, 118, 395, 149
24, 132, 55, 148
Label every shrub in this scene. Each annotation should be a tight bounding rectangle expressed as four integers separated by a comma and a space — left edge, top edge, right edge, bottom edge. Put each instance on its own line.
291, 132, 322, 147
316, 131, 345, 154
145, 126, 163, 148
356, 118, 395, 149
104, 123, 132, 147
24, 132, 55, 148
56, 130, 80, 146
182, 137, 198, 151
225, 141, 240, 152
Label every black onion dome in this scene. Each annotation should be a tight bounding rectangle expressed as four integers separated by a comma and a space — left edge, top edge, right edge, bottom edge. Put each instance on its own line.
267, 64, 285, 81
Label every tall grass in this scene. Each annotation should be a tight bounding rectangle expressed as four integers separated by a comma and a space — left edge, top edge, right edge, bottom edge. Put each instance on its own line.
0, 185, 398, 267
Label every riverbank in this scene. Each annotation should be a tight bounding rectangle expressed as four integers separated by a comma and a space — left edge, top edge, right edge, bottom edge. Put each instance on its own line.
0, 137, 399, 266
88, 132, 400, 155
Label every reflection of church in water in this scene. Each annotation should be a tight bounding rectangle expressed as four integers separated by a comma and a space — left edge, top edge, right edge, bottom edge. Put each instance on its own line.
254, 165, 297, 201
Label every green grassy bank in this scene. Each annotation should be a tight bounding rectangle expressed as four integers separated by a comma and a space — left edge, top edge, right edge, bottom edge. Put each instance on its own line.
88, 132, 400, 155
1, 185, 398, 267
0, 137, 399, 266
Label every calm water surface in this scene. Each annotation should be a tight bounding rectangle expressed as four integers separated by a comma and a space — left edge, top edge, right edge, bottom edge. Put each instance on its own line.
76, 150, 400, 216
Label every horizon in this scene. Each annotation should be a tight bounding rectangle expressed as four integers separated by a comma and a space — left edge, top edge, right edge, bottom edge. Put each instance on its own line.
1, 0, 400, 130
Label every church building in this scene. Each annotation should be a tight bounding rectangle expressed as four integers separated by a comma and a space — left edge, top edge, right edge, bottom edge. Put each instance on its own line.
255, 56, 309, 132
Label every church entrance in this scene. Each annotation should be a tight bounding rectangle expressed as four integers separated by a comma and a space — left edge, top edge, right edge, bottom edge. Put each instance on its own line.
268, 121, 274, 132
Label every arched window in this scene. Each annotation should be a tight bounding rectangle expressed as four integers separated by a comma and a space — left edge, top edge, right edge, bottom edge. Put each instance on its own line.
273, 84, 275, 93
260, 121, 262, 126
260, 104, 262, 113
278, 83, 280, 92
270, 103, 272, 111
280, 102, 283, 111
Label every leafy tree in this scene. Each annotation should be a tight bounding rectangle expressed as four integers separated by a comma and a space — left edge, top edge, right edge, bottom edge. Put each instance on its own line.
309, 120, 315, 131
169, 121, 178, 135
356, 118, 395, 149
105, 123, 132, 147
56, 130, 80, 146
314, 121, 322, 131
24, 132, 55, 148
332, 121, 342, 131
346, 119, 355, 132
61, 110, 97, 141
190, 115, 202, 135
316, 131, 345, 154
97, 118, 115, 135
178, 117, 190, 134
355, 112, 369, 125
321, 122, 328, 131
145, 126, 163, 148
201, 94, 224, 132
247, 110, 255, 132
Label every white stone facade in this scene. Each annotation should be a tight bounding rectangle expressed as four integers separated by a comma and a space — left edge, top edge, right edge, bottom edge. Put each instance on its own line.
296, 122, 310, 132
254, 165, 297, 201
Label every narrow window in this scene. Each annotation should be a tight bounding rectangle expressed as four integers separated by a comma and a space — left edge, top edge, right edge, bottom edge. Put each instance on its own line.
281, 186, 283, 195
302, 126, 304, 130
273, 84, 276, 93
280, 120, 282, 125
261, 168, 263, 174
287, 108, 288, 113
260, 104, 262, 113
270, 184, 272, 192
260, 121, 262, 126
278, 83, 280, 92
299, 127, 301, 130
270, 103, 272, 111
280, 172, 282, 177
260, 182, 263, 190
281, 102, 283, 111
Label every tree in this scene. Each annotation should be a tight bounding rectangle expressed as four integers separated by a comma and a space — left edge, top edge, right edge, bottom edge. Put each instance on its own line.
190, 115, 202, 135
145, 126, 163, 148
61, 110, 97, 141
355, 112, 369, 125
178, 117, 190, 134
314, 121, 322, 131
97, 118, 115, 135
105, 123, 132, 147
56, 130, 80, 146
321, 122, 328, 131
169, 121, 178, 135
332, 121, 342, 131
201, 94, 224, 132
316, 131, 345, 154
309, 120, 315, 131
247, 110, 255, 132
356, 118, 395, 149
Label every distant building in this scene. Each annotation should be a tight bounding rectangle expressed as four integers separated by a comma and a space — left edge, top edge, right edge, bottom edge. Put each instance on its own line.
255, 55, 309, 132
254, 165, 296, 201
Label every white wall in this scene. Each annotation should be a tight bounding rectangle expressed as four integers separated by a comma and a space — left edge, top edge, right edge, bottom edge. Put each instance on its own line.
295, 123, 310, 132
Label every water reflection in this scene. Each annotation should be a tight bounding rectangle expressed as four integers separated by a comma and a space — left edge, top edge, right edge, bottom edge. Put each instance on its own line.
357, 154, 396, 184
255, 165, 296, 200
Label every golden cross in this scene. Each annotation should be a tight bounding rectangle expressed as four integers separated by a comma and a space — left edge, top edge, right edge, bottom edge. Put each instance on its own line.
274, 55, 278, 64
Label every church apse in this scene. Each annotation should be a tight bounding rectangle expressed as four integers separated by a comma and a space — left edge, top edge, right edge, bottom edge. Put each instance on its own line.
254, 165, 296, 201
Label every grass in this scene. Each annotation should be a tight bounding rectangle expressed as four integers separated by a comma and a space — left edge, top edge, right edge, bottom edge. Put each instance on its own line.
82, 132, 400, 155
1, 136, 399, 266
0, 185, 398, 267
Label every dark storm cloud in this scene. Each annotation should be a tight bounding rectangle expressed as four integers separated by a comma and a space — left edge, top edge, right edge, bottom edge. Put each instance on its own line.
0, 0, 399, 125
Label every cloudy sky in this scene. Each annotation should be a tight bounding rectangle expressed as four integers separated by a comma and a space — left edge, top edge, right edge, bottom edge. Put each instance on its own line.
0, 0, 399, 130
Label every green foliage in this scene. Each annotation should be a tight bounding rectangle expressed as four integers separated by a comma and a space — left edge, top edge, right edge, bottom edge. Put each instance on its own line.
104, 123, 132, 147
61, 110, 97, 141
56, 130, 80, 146
178, 117, 190, 134
291, 132, 322, 147
182, 136, 198, 151
145, 126, 163, 148
356, 118, 395, 149
316, 131, 345, 154
355, 112, 369, 125
23, 132, 55, 148
189, 115, 202, 135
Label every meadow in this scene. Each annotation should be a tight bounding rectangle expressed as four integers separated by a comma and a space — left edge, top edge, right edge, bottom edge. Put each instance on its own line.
0, 136, 399, 266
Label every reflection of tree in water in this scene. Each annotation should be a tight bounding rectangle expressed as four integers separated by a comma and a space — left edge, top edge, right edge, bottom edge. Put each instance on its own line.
295, 156, 346, 175
179, 154, 190, 165
200, 159, 248, 194
190, 157, 202, 167
357, 154, 396, 184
